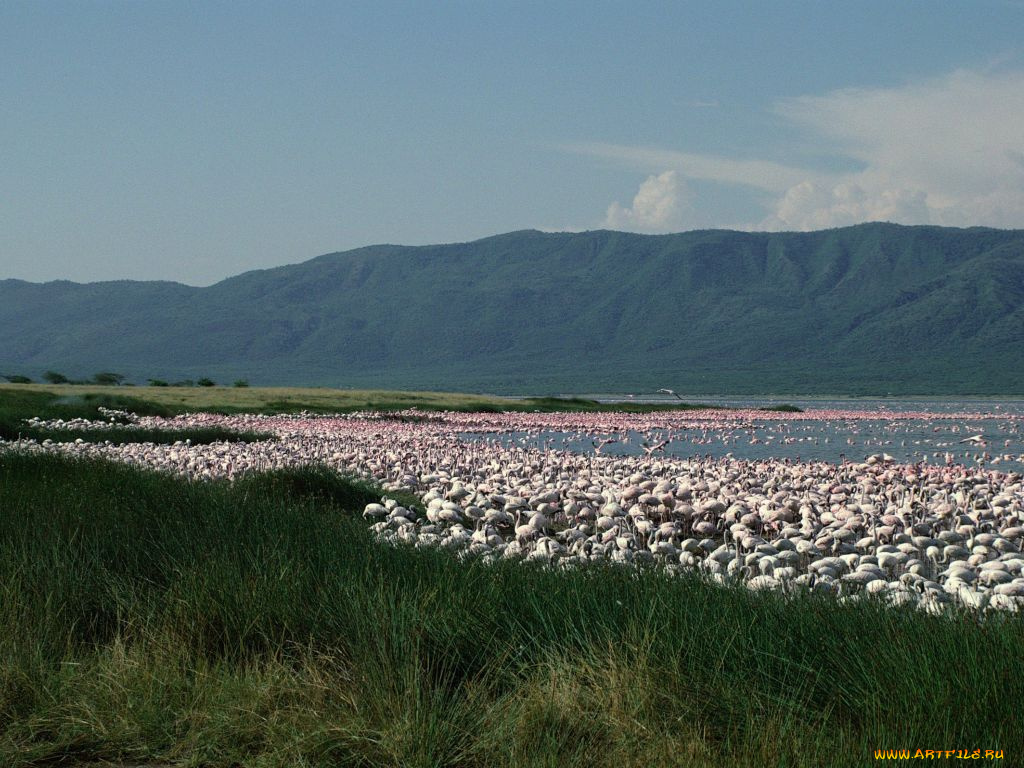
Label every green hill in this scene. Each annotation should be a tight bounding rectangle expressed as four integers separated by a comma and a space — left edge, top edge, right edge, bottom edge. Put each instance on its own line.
3, 223, 1023, 394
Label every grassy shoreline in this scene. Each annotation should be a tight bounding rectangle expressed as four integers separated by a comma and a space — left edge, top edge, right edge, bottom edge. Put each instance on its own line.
0, 384, 748, 449
0, 383, 800, 420
1, 452, 1020, 767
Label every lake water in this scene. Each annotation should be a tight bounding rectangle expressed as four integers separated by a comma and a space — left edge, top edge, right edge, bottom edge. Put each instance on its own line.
581, 394, 1024, 415
466, 397, 1024, 473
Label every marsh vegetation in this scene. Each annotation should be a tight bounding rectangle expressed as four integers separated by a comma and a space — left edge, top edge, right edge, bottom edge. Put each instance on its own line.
1, 453, 1020, 767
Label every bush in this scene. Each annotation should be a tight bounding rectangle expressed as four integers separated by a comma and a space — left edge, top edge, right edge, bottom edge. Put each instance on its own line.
2, 375, 32, 384
197, 377, 216, 387
42, 371, 68, 384
233, 380, 249, 388
148, 379, 169, 387
93, 372, 125, 386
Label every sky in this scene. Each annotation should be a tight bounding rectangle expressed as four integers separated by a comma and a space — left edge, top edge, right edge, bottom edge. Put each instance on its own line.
3, 1, 1024, 285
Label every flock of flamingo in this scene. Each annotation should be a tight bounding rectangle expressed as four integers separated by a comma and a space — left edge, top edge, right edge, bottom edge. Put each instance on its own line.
6, 403, 1024, 616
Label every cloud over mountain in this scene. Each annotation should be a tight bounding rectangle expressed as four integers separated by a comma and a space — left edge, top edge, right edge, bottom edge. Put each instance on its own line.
766, 68, 1024, 230
603, 171, 689, 231
576, 67, 1024, 232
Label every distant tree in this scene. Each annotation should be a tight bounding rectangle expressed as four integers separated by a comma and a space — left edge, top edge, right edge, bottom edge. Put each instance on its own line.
172, 380, 195, 387
93, 372, 125, 386
3, 375, 32, 384
197, 377, 216, 387
43, 371, 68, 384
233, 379, 249, 388
148, 379, 169, 387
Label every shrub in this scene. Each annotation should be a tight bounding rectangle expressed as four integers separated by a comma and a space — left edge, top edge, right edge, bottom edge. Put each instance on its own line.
197, 377, 216, 387
233, 380, 250, 388
2, 375, 32, 384
93, 372, 125, 386
148, 379, 169, 387
42, 371, 68, 384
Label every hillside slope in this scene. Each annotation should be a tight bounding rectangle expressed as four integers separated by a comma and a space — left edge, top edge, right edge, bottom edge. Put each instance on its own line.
2, 223, 1022, 394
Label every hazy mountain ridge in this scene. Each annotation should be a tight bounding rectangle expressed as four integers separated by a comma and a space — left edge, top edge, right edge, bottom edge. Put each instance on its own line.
3, 223, 1023, 394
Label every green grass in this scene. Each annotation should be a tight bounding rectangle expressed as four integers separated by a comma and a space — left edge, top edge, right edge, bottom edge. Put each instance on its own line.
1, 383, 800, 423
0, 387, 177, 440
763, 403, 804, 412
0, 387, 178, 421
0, 388, 275, 444
0, 452, 1018, 767
0, 425, 276, 445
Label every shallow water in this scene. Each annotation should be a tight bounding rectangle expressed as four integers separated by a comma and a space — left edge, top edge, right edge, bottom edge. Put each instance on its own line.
467, 397, 1024, 473
582, 394, 1024, 415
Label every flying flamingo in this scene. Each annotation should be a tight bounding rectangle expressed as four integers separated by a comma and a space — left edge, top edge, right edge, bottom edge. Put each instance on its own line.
642, 439, 671, 456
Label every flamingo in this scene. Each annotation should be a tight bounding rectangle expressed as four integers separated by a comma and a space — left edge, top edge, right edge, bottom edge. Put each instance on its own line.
641, 439, 671, 456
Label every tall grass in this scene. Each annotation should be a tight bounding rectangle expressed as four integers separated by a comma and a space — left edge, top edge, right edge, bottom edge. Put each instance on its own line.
0, 388, 177, 442
0, 453, 1018, 766
0, 424, 275, 445
0, 389, 274, 443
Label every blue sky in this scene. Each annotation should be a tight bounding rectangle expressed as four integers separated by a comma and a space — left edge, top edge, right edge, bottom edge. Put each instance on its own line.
3, 1, 1024, 284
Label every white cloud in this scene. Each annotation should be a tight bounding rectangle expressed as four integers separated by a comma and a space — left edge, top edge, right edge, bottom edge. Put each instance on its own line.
762, 180, 930, 231
571, 67, 1024, 231
603, 170, 689, 231
766, 68, 1024, 229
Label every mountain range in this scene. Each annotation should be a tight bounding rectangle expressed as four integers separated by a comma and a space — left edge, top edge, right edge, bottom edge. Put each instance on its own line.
2, 223, 1023, 395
